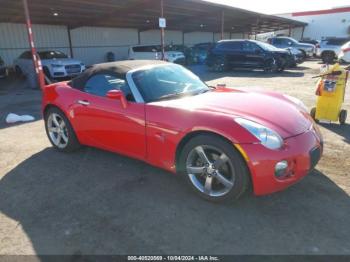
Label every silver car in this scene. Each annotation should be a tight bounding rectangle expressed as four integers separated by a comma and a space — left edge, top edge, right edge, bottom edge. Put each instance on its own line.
14, 50, 85, 79
316, 38, 350, 64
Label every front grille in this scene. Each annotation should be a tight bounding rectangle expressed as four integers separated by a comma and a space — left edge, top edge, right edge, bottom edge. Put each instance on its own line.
309, 147, 321, 169
65, 64, 81, 74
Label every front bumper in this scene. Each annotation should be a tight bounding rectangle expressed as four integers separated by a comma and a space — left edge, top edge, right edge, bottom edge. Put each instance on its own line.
240, 128, 323, 196
338, 52, 350, 63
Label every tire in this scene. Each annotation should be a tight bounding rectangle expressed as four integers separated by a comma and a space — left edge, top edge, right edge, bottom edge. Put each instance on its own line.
310, 107, 317, 121
15, 66, 23, 77
264, 58, 280, 73
322, 52, 335, 64
299, 50, 307, 60
178, 134, 250, 202
44, 107, 81, 152
339, 110, 347, 125
209, 57, 229, 72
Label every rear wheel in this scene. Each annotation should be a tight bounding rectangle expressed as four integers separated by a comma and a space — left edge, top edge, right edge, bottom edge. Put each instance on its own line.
179, 135, 250, 202
310, 107, 316, 120
339, 110, 347, 125
44, 107, 81, 152
322, 52, 335, 64
15, 66, 23, 77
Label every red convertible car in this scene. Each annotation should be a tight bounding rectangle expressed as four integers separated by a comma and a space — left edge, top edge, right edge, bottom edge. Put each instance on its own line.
42, 60, 323, 202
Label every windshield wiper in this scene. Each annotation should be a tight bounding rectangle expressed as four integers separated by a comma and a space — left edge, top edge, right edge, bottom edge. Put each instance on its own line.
157, 92, 188, 101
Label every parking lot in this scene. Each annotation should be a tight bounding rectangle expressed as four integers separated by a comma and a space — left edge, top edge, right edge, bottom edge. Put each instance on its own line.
0, 60, 350, 255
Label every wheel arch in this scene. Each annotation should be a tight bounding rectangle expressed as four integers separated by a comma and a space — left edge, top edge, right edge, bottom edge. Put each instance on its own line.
175, 130, 248, 173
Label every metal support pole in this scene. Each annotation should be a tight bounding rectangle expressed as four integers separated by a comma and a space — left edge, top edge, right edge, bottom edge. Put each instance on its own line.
67, 26, 74, 58
160, 0, 165, 60
288, 26, 292, 37
22, 0, 46, 90
221, 10, 225, 40
138, 29, 141, 45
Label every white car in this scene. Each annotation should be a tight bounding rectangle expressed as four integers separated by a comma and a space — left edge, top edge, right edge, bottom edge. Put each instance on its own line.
316, 38, 350, 64
128, 45, 185, 64
14, 50, 85, 79
339, 41, 350, 63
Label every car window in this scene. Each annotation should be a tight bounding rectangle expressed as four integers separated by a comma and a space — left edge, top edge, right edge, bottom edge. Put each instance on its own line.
242, 42, 261, 52
217, 41, 242, 51
326, 38, 350, 46
132, 45, 160, 52
19, 51, 32, 59
273, 38, 288, 45
38, 51, 68, 59
84, 74, 135, 101
132, 64, 209, 103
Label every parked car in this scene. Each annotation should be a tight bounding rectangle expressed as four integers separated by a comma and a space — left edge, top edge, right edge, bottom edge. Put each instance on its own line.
267, 37, 315, 58
299, 39, 320, 46
0, 55, 8, 78
190, 42, 214, 64
165, 44, 192, 65
316, 38, 350, 64
42, 60, 323, 202
14, 50, 85, 80
206, 39, 293, 72
285, 47, 305, 67
128, 44, 186, 64
338, 41, 350, 63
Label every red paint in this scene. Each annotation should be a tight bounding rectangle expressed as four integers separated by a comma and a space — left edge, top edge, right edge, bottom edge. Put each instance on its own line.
42, 83, 323, 196
22, 0, 45, 90
292, 7, 350, 17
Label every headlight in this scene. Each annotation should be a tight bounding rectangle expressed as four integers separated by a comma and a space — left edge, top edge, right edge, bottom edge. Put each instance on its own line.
283, 94, 308, 112
235, 118, 283, 150
51, 64, 64, 68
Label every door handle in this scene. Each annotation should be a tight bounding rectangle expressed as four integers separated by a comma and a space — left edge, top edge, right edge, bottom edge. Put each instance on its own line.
77, 100, 90, 106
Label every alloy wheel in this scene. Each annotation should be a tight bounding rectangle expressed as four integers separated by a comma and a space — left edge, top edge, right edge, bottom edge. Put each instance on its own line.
186, 145, 235, 197
47, 113, 69, 149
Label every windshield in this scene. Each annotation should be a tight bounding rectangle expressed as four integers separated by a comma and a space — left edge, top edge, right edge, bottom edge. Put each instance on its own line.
132, 64, 210, 103
257, 42, 282, 52
38, 51, 68, 59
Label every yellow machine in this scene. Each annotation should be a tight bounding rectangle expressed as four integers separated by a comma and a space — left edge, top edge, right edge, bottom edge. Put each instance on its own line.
310, 63, 348, 125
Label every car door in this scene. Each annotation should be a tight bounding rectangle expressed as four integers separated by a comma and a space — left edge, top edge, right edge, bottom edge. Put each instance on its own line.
71, 73, 146, 160
217, 41, 244, 67
242, 42, 265, 67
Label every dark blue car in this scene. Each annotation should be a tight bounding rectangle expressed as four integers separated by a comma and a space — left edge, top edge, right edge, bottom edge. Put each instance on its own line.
206, 40, 293, 73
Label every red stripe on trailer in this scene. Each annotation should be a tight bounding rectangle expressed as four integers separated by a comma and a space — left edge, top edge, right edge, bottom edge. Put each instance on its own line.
292, 7, 350, 17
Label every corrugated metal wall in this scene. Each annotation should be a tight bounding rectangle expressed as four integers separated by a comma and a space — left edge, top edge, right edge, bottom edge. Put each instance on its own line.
70, 26, 139, 65
0, 23, 70, 66
0, 22, 241, 66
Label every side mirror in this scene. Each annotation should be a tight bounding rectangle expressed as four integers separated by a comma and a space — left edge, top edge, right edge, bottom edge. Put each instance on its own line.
288, 42, 292, 46
106, 90, 127, 108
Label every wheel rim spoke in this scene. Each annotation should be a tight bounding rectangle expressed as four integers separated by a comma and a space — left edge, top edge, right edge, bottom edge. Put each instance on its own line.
187, 166, 205, 174
61, 132, 68, 143
52, 114, 60, 127
213, 153, 229, 169
204, 176, 213, 195
215, 171, 234, 189
195, 146, 211, 165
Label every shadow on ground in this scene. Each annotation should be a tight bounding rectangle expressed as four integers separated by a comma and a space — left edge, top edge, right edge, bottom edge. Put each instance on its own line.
1, 147, 350, 256
320, 123, 350, 144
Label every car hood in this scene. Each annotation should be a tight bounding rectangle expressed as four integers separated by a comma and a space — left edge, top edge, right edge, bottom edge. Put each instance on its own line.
42, 58, 83, 66
152, 89, 312, 138
165, 51, 185, 56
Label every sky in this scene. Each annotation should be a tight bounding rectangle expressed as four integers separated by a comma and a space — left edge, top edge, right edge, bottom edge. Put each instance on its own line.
205, 0, 350, 14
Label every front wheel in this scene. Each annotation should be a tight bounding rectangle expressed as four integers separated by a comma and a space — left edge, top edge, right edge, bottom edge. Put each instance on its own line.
179, 135, 250, 202
339, 110, 347, 125
44, 107, 81, 152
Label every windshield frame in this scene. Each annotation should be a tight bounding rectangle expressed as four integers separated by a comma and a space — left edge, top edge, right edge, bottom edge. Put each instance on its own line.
126, 63, 209, 103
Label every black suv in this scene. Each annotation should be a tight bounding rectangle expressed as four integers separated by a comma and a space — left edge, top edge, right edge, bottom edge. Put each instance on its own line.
0, 55, 8, 78
206, 40, 292, 72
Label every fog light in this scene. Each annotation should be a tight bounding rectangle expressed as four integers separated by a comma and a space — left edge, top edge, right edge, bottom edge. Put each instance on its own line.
275, 160, 288, 178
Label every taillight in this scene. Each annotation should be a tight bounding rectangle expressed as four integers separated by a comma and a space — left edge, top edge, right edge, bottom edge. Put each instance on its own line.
342, 47, 350, 53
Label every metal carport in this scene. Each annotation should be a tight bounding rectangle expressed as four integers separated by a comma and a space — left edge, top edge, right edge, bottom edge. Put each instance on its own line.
0, 0, 307, 89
